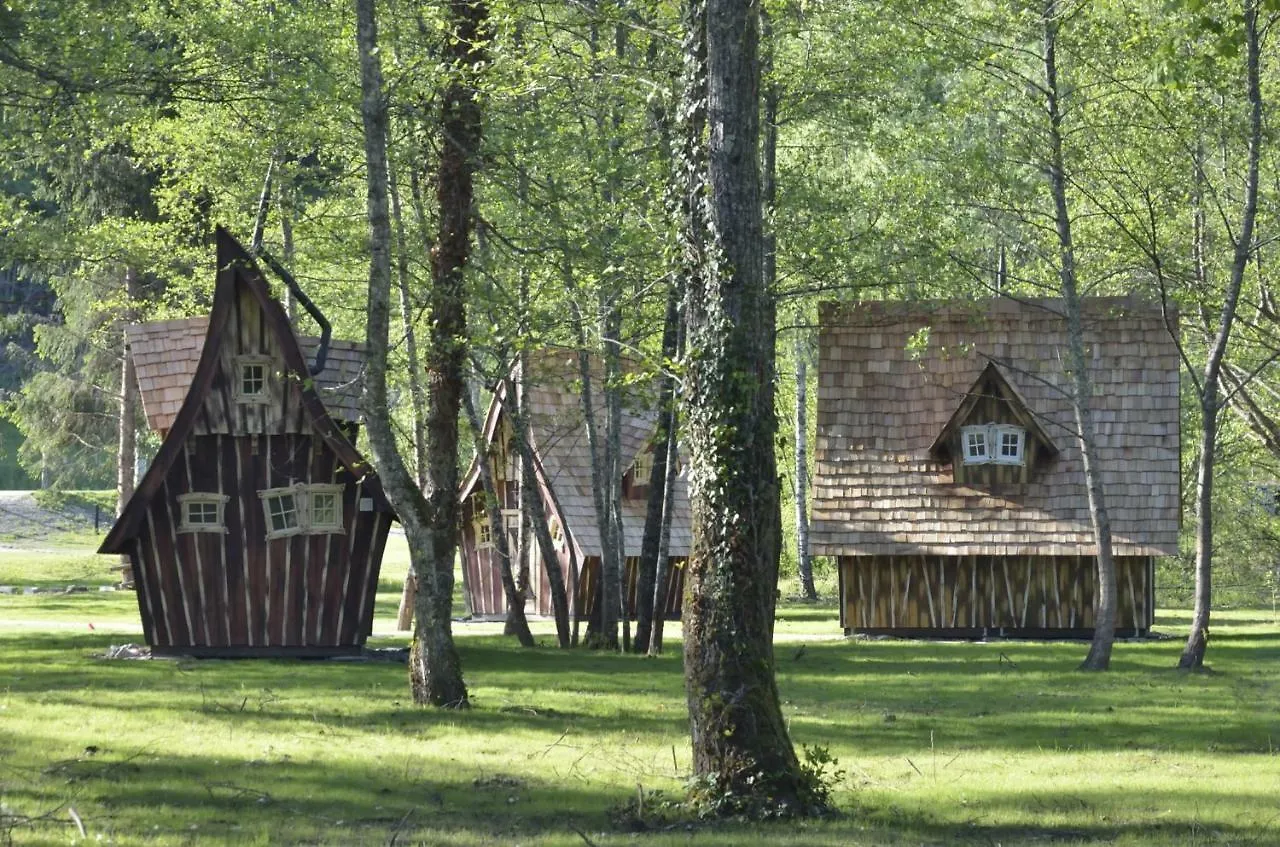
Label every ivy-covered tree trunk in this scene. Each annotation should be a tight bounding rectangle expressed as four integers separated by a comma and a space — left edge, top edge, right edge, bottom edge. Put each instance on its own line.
115, 267, 140, 582
354, 0, 469, 707
679, 0, 820, 816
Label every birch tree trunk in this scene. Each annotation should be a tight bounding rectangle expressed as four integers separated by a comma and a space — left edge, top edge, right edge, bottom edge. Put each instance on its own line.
355, 0, 470, 707
391, 160, 428, 632
1040, 0, 1118, 671
680, 0, 820, 815
1181, 0, 1262, 670
116, 267, 140, 582
794, 332, 816, 600
462, 390, 535, 647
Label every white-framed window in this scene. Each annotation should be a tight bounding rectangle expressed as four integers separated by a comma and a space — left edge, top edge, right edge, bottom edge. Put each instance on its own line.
962, 426, 988, 463
234, 355, 273, 404
502, 509, 521, 534
177, 493, 229, 534
631, 450, 654, 484
261, 486, 300, 538
475, 514, 493, 547
960, 423, 1026, 466
259, 483, 346, 539
307, 484, 345, 533
549, 516, 565, 549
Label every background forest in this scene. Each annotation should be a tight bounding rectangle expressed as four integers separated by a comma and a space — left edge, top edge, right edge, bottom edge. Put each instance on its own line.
3, 0, 1280, 613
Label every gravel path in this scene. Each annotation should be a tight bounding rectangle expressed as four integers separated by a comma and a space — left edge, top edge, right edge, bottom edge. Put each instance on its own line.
0, 490, 104, 551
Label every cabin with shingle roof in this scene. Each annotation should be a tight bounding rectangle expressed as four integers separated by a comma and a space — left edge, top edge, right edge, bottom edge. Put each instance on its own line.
99, 229, 394, 657
458, 350, 691, 623
812, 298, 1180, 638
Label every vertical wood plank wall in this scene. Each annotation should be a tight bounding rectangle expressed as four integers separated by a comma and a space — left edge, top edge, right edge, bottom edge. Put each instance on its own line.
130, 434, 388, 654
839, 554, 1155, 636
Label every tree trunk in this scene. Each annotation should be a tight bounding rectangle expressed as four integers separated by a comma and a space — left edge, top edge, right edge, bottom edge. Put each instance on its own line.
504, 371, 573, 647
647, 399, 681, 657
355, 0, 469, 708
634, 281, 682, 653
462, 389, 535, 647
1040, 0, 1117, 671
1181, 0, 1262, 670
793, 332, 816, 600
680, 0, 819, 815
573, 335, 622, 650
391, 158, 428, 633
116, 267, 140, 583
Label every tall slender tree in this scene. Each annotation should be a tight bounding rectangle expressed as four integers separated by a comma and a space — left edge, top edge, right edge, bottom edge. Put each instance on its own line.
354, 0, 475, 707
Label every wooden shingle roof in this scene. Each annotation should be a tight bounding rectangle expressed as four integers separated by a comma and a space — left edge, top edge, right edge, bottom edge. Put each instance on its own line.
462, 349, 692, 559
811, 298, 1180, 558
126, 317, 366, 435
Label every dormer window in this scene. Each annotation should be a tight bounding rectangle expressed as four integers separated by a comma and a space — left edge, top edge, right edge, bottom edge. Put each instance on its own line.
961, 424, 1025, 466
234, 356, 273, 404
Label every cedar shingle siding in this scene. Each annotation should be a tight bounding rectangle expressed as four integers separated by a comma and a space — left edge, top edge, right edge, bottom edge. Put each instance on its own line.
814, 298, 1179, 637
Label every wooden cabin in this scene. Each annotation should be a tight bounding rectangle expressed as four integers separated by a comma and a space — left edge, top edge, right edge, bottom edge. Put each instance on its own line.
812, 298, 1180, 639
458, 351, 691, 623
99, 228, 394, 657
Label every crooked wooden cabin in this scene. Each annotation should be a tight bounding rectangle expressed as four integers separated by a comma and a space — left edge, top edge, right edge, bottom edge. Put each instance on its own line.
99, 228, 394, 657
812, 298, 1180, 639
459, 351, 691, 623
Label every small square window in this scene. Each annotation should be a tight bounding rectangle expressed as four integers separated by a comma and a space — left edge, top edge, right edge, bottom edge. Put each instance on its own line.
178, 493, 229, 534
308, 484, 345, 533
962, 427, 988, 463
267, 492, 298, 534
242, 363, 265, 396
234, 356, 273, 404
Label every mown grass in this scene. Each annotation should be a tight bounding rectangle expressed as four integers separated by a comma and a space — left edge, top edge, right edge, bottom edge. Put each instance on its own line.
1, 540, 1279, 846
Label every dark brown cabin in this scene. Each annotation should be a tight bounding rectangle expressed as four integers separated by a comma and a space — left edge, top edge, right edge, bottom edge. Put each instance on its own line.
457, 350, 691, 623
812, 298, 1180, 639
99, 229, 394, 657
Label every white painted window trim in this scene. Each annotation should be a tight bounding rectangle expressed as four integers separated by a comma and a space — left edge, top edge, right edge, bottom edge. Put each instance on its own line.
233, 355, 273, 405
307, 483, 346, 534
961, 423, 1026, 466
631, 450, 654, 484
475, 514, 493, 548
177, 492, 230, 534
260, 485, 302, 539
259, 483, 347, 539
992, 424, 1025, 465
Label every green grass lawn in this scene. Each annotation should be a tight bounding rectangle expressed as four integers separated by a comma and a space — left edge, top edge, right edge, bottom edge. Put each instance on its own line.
2, 539, 1279, 845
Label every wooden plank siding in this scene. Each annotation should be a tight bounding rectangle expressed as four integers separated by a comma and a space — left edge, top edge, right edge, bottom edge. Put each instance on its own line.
128, 432, 389, 656
839, 554, 1153, 638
